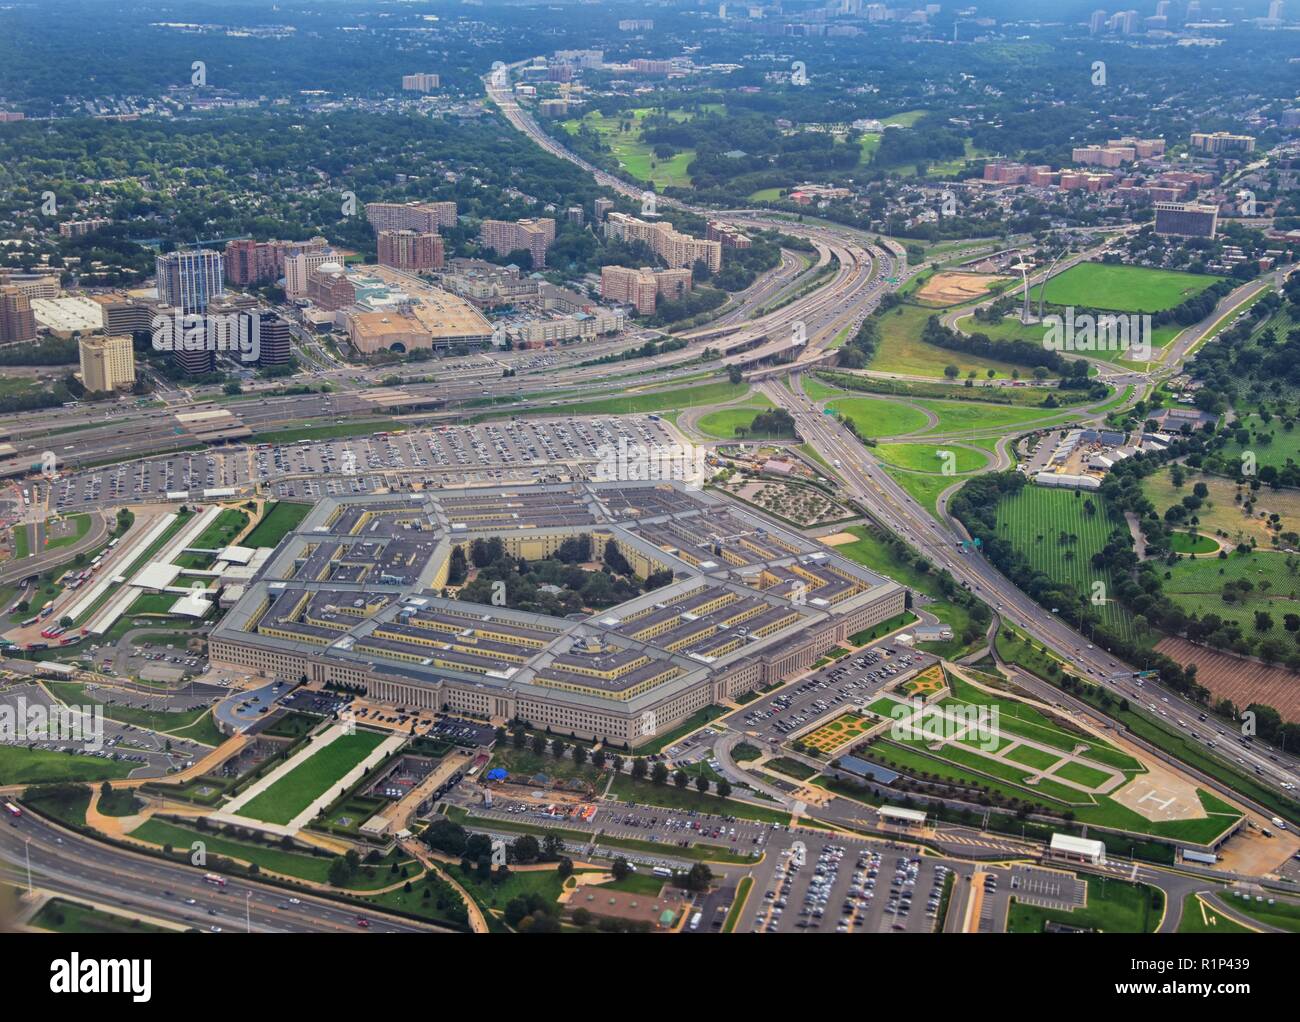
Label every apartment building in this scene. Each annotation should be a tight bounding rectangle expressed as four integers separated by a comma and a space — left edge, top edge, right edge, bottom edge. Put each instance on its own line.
600, 265, 693, 316
0, 287, 38, 344
364, 201, 458, 233
478, 217, 557, 268
377, 230, 445, 272
1190, 131, 1255, 155
604, 212, 722, 272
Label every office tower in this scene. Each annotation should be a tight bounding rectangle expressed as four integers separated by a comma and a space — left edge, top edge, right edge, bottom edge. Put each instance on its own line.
78, 334, 135, 392
0, 286, 38, 344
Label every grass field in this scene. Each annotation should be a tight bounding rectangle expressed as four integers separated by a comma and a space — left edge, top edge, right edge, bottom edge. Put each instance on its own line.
1008, 877, 1163, 933
801, 375, 846, 403
873, 442, 990, 474
954, 311, 1181, 366
1216, 411, 1300, 471
694, 394, 777, 439
993, 485, 1137, 642
541, 381, 750, 418
251, 420, 397, 445
0, 744, 135, 784
1219, 892, 1300, 933
1141, 467, 1300, 547
824, 395, 930, 438
32, 897, 175, 934
558, 107, 698, 190
237, 730, 388, 825
869, 304, 1031, 380
1161, 549, 1300, 637
1177, 892, 1256, 934
1040, 262, 1224, 314
45, 513, 92, 552
914, 397, 1067, 437
1168, 530, 1219, 554
243, 501, 311, 548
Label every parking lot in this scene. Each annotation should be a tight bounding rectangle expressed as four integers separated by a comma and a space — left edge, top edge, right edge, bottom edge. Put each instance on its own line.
728, 643, 936, 745
746, 831, 968, 934
52, 416, 679, 510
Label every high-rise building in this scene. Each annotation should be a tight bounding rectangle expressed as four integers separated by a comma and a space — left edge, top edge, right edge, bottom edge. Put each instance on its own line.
285, 250, 339, 300
306, 263, 356, 311
1189, 131, 1256, 155
58, 218, 112, 238
402, 73, 441, 92
255, 311, 293, 367
377, 230, 444, 272
1154, 201, 1218, 238
1090, 9, 1108, 32
594, 198, 615, 222
365, 201, 457, 233
155, 249, 224, 315
600, 265, 693, 315
604, 212, 722, 272
78, 334, 135, 392
0, 286, 38, 344
707, 221, 752, 249
478, 218, 557, 268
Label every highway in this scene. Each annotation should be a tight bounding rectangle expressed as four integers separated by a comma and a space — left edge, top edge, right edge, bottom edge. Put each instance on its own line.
0, 806, 452, 933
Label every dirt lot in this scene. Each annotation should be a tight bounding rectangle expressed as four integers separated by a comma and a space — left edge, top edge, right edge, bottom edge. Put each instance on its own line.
1155, 637, 1300, 723
914, 271, 1011, 307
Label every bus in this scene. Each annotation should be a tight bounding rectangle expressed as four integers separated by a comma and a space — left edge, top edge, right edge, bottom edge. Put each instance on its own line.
21, 617, 38, 628
3, 802, 21, 819
652, 866, 673, 878
689, 911, 703, 931
203, 873, 227, 887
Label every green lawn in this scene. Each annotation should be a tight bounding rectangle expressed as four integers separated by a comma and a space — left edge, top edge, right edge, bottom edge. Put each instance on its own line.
251, 420, 397, 445
0, 745, 135, 784
825, 396, 930, 438
1008, 877, 1164, 933
873, 442, 989, 474
993, 485, 1137, 642
870, 304, 1031, 380
538, 381, 750, 418
1040, 262, 1224, 314
237, 730, 388, 825
45, 513, 92, 551
32, 897, 175, 934
558, 107, 697, 190
1220, 892, 1300, 933
243, 501, 311, 547
1177, 892, 1256, 934
694, 396, 778, 440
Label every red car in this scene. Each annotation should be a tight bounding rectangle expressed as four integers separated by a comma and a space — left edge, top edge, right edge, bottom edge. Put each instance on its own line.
355, 917, 370, 929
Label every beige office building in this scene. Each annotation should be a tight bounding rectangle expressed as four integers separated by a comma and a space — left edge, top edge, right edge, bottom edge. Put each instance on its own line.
78, 334, 135, 392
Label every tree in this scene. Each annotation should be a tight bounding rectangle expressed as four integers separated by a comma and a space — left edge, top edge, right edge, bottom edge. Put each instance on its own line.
510, 834, 541, 864
327, 856, 354, 887
684, 863, 713, 893
943, 364, 960, 380
631, 758, 648, 780
694, 774, 709, 794
673, 769, 688, 789
611, 856, 631, 881
651, 762, 669, 785
716, 779, 732, 798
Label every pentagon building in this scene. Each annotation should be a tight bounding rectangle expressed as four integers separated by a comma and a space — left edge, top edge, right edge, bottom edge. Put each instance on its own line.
210, 482, 905, 747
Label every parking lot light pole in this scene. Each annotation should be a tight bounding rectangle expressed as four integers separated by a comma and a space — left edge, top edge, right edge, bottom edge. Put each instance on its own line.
245, 890, 252, 933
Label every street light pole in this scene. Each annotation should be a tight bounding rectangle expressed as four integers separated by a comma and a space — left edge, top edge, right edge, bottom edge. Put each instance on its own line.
245, 890, 252, 933
24, 837, 32, 895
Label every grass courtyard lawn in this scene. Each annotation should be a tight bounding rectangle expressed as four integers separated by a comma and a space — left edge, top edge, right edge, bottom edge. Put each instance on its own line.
12, 523, 31, 559
869, 304, 1030, 380
825, 396, 930, 438
873, 442, 989, 474
32, 897, 175, 934
190, 508, 249, 550
1053, 760, 1114, 789
0, 745, 134, 785
636, 704, 728, 756
237, 730, 388, 825
764, 757, 819, 781
1040, 262, 1224, 314
1002, 743, 1062, 771
1177, 892, 1256, 934
489, 745, 605, 788
695, 396, 778, 439
1008, 877, 1164, 933
992, 484, 1137, 643
128, 817, 407, 890
1167, 530, 1219, 554
799, 713, 872, 755
455, 862, 576, 915
242, 501, 311, 548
